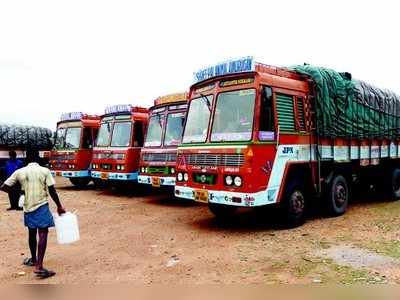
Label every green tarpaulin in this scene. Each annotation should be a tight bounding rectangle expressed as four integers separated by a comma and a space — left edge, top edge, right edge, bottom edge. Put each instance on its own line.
290, 65, 400, 139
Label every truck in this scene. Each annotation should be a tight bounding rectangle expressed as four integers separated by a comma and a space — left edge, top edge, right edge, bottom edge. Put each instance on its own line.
91, 105, 149, 186
174, 56, 400, 226
138, 93, 188, 188
49, 112, 100, 188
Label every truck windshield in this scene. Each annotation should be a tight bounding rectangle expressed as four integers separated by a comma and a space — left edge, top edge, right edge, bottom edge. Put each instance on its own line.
164, 112, 185, 146
64, 127, 82, 149
211, 89, 255, 142
144, 114, 163, 147
182, 95, 213, 143
111, 122, 132, 147
54, 128, 66, 149
96, 122, 112, 147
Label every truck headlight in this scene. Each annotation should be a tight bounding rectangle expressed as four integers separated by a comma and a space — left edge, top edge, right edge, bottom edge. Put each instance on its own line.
177, 173, 183, 182
116, 164, 125, 171
183, 173, 189, 182
141, 167, 145, 173
234, 176, 242, 187
170, 167, 175, 174
225, 175, 233, 186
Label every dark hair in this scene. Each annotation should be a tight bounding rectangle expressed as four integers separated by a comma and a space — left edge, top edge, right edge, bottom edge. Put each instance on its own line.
9, 150, 17, 159
26, 148, 40, 164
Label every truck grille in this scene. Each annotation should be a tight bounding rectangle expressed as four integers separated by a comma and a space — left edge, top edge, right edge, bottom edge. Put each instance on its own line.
142, 152, 177, 162
52, 163, 64, 169
52, 154, 75, 161
148, 166, 169, 175
94, 153, 125, 160
181, 153, 245, 167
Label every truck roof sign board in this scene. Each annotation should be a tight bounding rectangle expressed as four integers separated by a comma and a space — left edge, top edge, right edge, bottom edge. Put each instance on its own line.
60, 112, 84, 121
154, 93, 187, 106
104, 104, 132, 115
193, 56, 255, 83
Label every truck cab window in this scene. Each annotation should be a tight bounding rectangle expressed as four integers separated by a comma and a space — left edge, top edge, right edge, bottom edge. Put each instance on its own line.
259, 86, 275, 141
133, 122, 144, 147
82, 128, 93, 149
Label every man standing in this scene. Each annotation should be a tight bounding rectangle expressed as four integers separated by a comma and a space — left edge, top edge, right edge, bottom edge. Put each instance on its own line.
1, 149, 66, 279
4, 150, 23, 211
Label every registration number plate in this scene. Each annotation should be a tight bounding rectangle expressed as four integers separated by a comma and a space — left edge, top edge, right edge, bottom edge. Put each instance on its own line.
101, 173, 108, 180
194, 189, 209, 203
152, 177, 161, 187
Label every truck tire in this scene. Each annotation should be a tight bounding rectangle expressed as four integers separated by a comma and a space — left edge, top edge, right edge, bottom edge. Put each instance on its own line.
208, 203, 238, 220
280, 180, 307, 227
69, 177, 91, 188
389, 168, 400, 201
325, 174, 349, 216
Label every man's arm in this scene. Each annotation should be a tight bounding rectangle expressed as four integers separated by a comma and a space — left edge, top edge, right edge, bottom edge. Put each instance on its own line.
45, 169, 66, 215
48, 185, 66, 215
1, 171, 18, 194
0, 183, 12, 194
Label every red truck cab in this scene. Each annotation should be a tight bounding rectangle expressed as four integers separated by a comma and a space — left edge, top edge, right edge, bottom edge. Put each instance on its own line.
174, 57, 312, 222
138, 93, 188, 188
50, 112, 100, 188
91, 105, 149, 184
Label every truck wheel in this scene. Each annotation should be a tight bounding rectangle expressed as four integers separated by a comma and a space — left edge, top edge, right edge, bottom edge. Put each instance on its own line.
208, 203, 238, 220
280, 180, 307, 227
389, 168, 400, 201
325, 174, 349, 216
69, 178, 91, 188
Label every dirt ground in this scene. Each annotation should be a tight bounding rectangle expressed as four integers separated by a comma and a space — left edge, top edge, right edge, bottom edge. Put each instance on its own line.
1, 177, 400, 284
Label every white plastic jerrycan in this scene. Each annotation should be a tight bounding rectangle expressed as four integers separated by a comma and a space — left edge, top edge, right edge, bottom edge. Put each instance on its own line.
54, 212, 80, 244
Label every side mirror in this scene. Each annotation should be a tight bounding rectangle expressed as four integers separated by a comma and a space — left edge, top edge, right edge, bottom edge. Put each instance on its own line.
262, 87, 273, 101
52, 132, 57, 147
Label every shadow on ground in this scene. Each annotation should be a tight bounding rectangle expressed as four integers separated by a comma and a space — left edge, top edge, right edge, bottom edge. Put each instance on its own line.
189, 188, 397, 234
145, 195, 199, 208
57, 183, 96, 191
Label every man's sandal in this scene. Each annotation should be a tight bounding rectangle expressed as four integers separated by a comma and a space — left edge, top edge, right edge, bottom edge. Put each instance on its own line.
23, 258, 36, 267
35, 268, 56, 279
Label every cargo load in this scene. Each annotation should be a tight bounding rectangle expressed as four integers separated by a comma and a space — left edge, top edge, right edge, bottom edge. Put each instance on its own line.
291, 65, 400, 139
0, 124, 53, 150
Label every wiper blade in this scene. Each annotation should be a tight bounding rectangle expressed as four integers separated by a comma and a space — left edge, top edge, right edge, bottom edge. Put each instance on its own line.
199, 93, 211, 112
157, 114, 163, 128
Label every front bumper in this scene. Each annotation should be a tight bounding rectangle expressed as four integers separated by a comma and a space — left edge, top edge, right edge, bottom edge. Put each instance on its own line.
51, 170, 90, 178
138, 175, 176, 186
174, 185, 278, 207
91, 171, 138, 181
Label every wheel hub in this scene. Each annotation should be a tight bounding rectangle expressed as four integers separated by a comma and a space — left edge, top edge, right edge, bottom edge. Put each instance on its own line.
393, 176, 400, 193
291, 191, 305, 214
334, 184, 346, 207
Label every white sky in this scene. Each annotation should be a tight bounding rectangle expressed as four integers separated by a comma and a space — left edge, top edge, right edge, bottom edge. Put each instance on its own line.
1, 0, 399, 130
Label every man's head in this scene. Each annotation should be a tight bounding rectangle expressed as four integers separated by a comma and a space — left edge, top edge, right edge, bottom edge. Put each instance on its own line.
9, 150, 17, 160
26, 149, 40, 164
